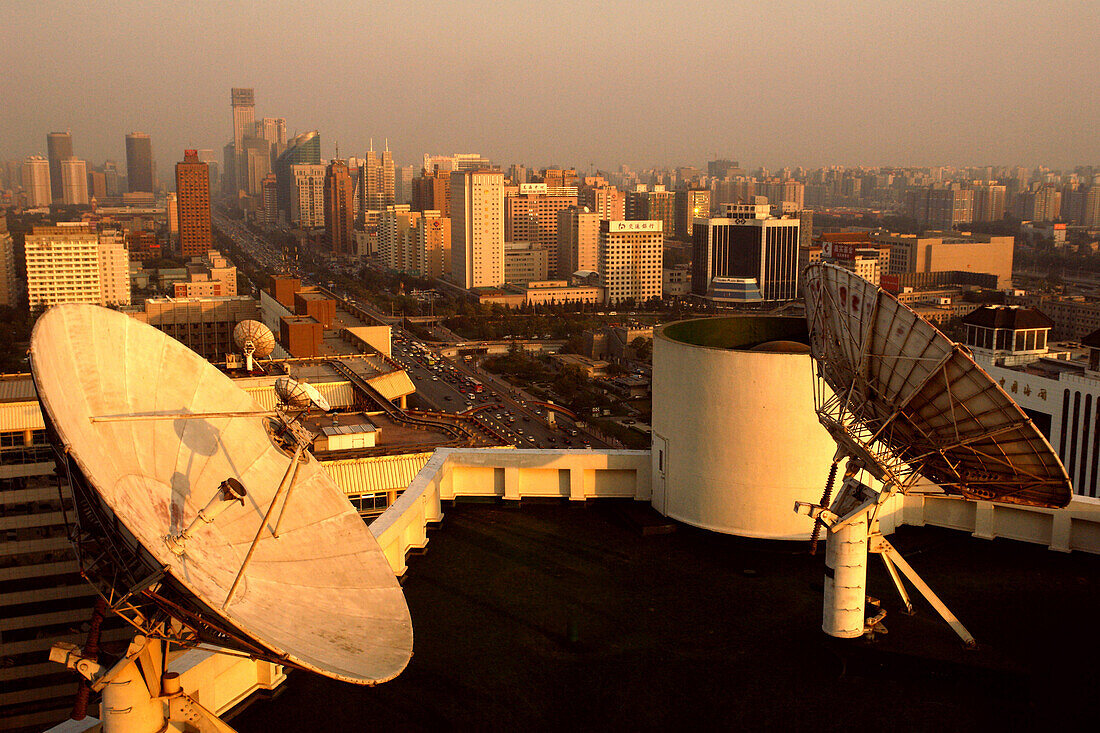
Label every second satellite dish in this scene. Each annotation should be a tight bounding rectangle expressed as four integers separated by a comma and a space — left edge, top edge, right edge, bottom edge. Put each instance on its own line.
274, 375, 331, 412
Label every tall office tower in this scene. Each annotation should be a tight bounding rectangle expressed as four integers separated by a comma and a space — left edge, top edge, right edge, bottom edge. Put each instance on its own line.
972, 184, 1007, 222
324, 159, 354, 256
290, 163, 326, 228
175, 150, 212, 258
509, 164, 528, 185
241, 136, 273, 196
361, 144, 396, 211
557, 206, 600, 277
597, 220, 663, 304
89, 169, 107, 200
675, 189, 711, 241
46, 131, 73, 202
222, 142, 237, 197
581, 184, 626, 221
261, 173, 279, 225
627, 186, 676, 237
691, 202, 801, 302
25, 224, 131, 309
450, 169, 504, 289
413, 210, 451, 278
21, 155, 52, 207
103, 161, 121, 197
905, 185, 973, 230
257, 117, 287, 149
231, 87, 256, 193
395, 165, 416, 205
274, 131, 321, 220
504, 184, 577, 274
125, 132, 154, 193
0, 218, 16, 306
379, 205, 421, 273
59, 158, 89, 204
411, 167, 452, 216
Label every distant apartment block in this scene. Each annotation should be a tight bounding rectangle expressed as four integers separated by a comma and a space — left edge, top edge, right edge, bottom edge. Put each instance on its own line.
25, 225, 130, 310
21, 155, 51, 207
450, 169, 504, 289
557, 206, 600, 278
59, 157, 88, 205
290, 163, 326, 228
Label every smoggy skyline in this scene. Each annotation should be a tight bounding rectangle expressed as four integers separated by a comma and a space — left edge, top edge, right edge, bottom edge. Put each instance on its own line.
3, 0, 1098, 179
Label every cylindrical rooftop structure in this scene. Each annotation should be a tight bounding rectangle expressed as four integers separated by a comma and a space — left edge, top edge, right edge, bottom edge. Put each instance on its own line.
651, 316, 834, 540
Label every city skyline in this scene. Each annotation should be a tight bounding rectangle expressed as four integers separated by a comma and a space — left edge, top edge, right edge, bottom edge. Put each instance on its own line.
3, 1, 1099, 179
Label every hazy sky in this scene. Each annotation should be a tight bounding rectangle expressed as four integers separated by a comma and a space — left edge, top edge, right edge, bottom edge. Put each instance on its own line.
3, 1, 1098, 179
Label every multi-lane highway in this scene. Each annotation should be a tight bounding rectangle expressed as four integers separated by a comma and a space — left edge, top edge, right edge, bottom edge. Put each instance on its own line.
212, 214, 609, 449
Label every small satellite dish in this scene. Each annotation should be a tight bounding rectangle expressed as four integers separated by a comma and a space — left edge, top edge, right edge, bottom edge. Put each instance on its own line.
796, 264, 1071, 646
233, 320, 275, 372
274, 375, 331, 413
30, 304, 411, 705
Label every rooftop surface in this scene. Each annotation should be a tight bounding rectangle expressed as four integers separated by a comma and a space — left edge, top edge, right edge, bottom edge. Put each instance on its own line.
232, 501, 1100, 731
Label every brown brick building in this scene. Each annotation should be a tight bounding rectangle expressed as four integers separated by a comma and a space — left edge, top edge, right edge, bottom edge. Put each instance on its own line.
175, 149, 211, 257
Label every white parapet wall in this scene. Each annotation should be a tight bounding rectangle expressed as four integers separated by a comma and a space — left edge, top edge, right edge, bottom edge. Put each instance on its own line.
370, 447, 651, 575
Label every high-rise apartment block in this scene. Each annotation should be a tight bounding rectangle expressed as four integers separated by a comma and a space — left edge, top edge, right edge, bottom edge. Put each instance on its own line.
627, 186, 676, 238
0, 220, 17, 306
450, 169, 504, 289
22, 155, 51, 207
25, 225, 130, 310
261, 173, 279, 225
411, 167, 452, 216
691, 203, 801, 302
906, 185, 973, 230
556, 206, 600, 277
125, 132, 154, 193
46, 131, 73, 203
175, 150, 212, 258
504, 183, 577, 275
324, 159, 354, 256
972, 184, 1007, 222
413, 210, 451, 279
59, 158, 89, 205
379, 205, 421, 273
675, 189, 711, 241
581, 184, 626, 221
598, 220, 663, 304
290, 164, 326, 228
257, 116, 287, 148
359, 145, 396, 212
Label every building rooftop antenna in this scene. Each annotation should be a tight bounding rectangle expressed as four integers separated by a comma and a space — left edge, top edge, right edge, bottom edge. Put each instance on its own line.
31, 304, 411, 730
795, 263, 1070, 647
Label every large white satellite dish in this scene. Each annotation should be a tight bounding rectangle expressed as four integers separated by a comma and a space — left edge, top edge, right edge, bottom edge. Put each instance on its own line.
274, 375, 331, 413
796, 264, 1071, 646
31, 304, 412, 729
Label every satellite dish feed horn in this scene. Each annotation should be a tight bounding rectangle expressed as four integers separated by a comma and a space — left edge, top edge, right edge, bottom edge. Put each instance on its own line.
797, 264, 1071, 647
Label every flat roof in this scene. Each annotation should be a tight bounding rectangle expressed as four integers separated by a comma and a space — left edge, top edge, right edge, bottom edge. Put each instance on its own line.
233, 502, 1100, 730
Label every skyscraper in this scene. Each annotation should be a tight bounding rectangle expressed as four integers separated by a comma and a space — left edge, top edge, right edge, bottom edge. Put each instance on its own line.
274, 131, 321, 220
450, 169, 504, 289
21, 155, 51, 207
411, 167, 451, 216
361, 143, 395, 211
598, 220, 664, 304
290, 164, 326, 228
324, 159, 354, 256
691, 202, 801, 302
972, 184, 1007, 223
46, 131, 73, 203
59, 158, 89, 205
231, 87, 256, 193
557, 206, 600, 277
126, 132, 154, 193
176, 150, 212, 258
675, 189, 711, 241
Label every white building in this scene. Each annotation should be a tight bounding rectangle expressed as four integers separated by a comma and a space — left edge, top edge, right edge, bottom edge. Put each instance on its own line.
450, 169, 504, 289
598, 220, 663, 305
290, 163, 326, 228
21, 155, 51, 207
25, 225, 131, 310
60, 157, 89, 205
379, 205, 420, 274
